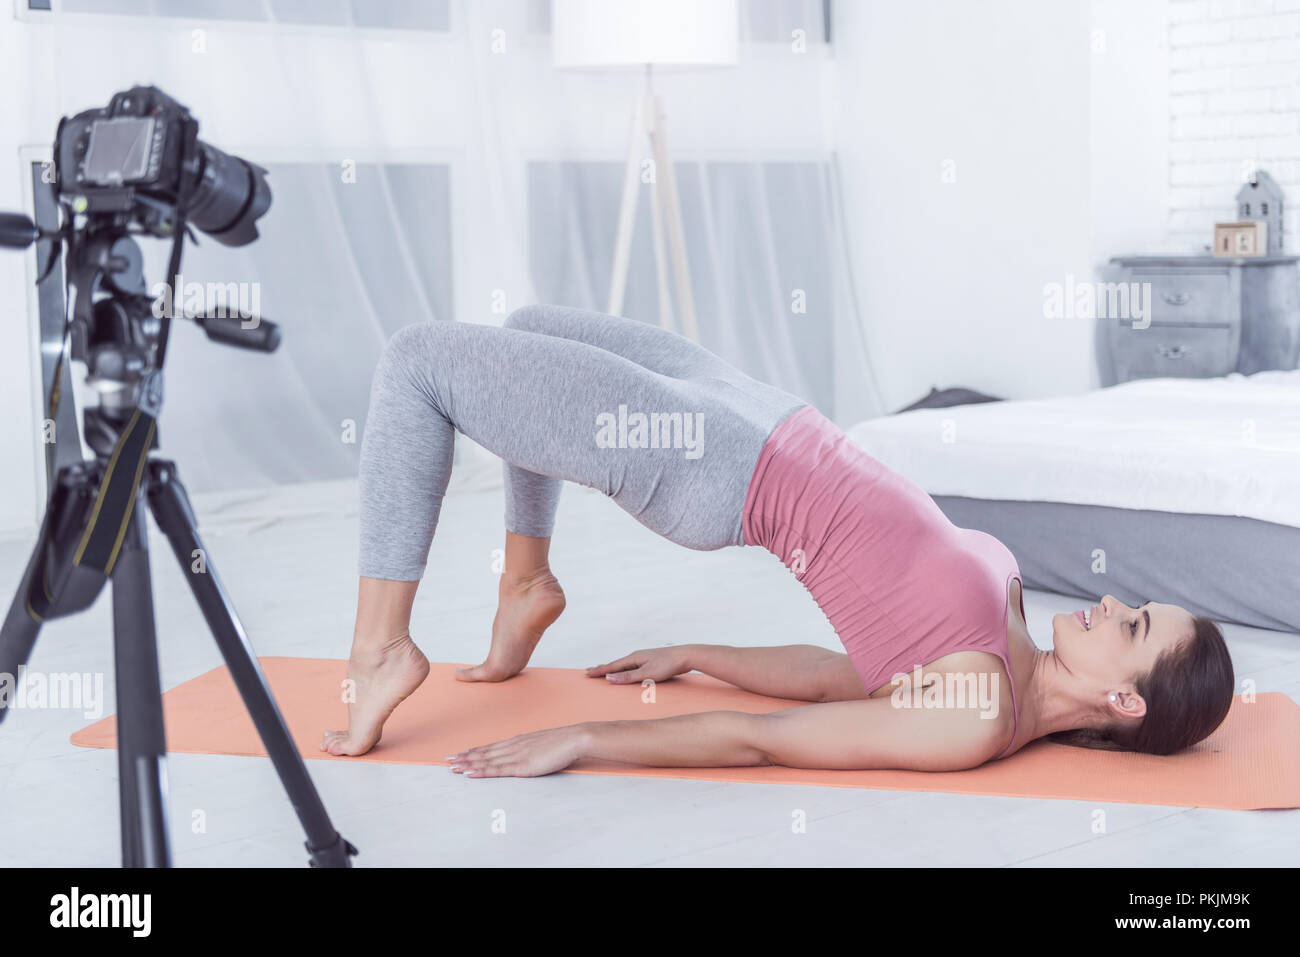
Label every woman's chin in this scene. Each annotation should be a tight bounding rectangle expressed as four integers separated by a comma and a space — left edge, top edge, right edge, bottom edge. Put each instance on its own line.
1049, 612, 1071, 644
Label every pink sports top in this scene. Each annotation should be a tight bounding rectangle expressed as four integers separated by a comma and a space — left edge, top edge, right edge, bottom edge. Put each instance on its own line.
742, 405, 1023, 758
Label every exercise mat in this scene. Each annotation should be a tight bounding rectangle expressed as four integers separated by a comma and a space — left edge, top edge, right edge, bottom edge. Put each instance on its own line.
71, 658, 1300, 810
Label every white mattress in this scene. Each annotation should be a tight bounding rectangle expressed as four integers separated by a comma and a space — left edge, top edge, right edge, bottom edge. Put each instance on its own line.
847, 370, 1300, 530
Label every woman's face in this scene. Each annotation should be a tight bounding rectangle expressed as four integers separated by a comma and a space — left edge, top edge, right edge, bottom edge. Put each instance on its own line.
1051, 595, 1195, 715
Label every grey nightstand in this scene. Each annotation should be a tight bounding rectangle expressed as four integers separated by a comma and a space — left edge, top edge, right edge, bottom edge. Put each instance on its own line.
1101, 255, 1300, 385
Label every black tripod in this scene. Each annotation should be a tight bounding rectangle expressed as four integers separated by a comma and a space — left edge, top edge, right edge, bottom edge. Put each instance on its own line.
0, 225, 356, 867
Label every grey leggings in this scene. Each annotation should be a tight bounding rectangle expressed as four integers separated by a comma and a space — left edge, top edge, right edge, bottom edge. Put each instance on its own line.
357, 305, 805, 581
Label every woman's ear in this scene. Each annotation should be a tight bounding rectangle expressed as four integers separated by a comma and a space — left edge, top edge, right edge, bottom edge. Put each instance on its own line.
1107, 689, 1146, 721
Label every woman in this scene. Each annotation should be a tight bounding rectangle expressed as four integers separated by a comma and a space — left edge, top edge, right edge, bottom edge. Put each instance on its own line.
321, 305, 1234, 776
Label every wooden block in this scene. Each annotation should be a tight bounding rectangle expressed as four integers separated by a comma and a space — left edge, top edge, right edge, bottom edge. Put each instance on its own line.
1213, 220, 1268, 258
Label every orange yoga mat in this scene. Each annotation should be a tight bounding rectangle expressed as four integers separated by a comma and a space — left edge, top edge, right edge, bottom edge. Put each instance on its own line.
71, 658, 1300, 810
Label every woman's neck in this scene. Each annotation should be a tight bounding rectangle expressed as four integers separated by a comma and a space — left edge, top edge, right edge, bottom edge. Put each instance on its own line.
1004, 588, 1102, 744
1012, 643, 1108, 744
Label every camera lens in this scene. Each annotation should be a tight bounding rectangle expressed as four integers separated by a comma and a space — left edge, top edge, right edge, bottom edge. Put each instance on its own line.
184, 142, 272, 247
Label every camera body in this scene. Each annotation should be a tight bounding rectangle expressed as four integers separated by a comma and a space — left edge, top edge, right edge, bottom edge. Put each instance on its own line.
54, 85, 270, 247
55, 86, 196, 223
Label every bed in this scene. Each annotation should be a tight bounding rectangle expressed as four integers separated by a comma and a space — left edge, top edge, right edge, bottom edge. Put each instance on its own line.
847, 371, 1300, 632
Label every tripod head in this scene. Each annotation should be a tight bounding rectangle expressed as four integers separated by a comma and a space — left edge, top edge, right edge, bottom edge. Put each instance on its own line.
1, 207, 281, 458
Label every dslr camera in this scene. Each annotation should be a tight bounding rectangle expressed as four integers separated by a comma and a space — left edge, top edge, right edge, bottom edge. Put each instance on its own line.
55, 84, 270, 246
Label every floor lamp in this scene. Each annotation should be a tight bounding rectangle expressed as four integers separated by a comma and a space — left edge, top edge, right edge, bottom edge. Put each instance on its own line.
552, 0, 738, 341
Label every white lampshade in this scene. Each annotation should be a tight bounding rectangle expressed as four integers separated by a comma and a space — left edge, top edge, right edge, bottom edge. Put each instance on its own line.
552, 0, 739, 69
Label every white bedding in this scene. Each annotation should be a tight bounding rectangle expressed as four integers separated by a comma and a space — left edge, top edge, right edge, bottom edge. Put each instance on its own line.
847, 370, 1300, 530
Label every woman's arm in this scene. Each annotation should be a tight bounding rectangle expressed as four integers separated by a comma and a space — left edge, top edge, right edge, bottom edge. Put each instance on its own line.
447, 696, 1013, 778
587, 644, 871, 702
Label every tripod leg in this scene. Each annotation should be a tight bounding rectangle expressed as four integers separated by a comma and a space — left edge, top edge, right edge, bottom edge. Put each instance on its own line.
1, 463, 111, 713
111, 500, 172, 867
147, 462, 356, 867
0, 507, 57, 717
0, 559, 45, 723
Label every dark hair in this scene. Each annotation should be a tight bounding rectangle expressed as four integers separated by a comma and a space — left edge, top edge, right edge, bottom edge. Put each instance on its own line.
1051, 616, 1233, 755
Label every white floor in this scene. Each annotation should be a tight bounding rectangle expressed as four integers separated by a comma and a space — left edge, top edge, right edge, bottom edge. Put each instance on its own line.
1, 478, 1297, 867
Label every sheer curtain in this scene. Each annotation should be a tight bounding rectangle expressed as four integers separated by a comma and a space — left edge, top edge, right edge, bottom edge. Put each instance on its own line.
27, 0, 879, 500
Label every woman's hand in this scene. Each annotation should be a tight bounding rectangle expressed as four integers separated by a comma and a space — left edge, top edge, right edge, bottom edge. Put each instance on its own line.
447, 724, 589, 778
585, 646, 694, 684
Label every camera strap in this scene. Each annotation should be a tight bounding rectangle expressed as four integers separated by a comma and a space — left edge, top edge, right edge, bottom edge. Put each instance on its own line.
154, 119, 198, 371
71, 372, 162, 577
72, 148, 191, 577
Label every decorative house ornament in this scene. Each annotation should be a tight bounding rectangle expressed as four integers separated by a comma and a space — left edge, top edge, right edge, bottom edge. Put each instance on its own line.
1235, 169, 1284, 255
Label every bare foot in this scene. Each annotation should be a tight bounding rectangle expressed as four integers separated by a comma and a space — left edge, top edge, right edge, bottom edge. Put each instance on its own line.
456, 570, 566, 682
321, 633, 430, 756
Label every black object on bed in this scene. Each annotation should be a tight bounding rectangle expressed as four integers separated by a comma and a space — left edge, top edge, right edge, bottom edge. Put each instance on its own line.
895, 386, 1003, 414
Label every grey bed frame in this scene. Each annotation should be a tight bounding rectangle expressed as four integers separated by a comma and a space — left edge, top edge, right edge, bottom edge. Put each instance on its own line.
934, 496, 1300, 634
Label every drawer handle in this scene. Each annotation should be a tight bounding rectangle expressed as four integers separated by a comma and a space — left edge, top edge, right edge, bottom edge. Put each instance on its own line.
1161, 291, 1192, 306
1157, 344, 1190, 359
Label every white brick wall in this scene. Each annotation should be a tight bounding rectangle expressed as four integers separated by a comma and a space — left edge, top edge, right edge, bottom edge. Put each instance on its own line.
1168, 0, 1300, 250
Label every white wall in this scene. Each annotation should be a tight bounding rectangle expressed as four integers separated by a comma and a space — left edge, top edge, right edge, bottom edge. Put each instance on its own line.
831, 0, 1095, 409
832, 0, 1173, 409
1167, 0, 1300, 251
1091, 0, 1172, 258
0, 17, 42, 540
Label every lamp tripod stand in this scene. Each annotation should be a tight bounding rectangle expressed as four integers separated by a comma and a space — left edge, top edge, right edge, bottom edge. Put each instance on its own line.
606, 67, 700, 341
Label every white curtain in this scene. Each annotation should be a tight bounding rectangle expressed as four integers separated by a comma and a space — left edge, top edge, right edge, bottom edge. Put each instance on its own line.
32, 0, 879, 495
